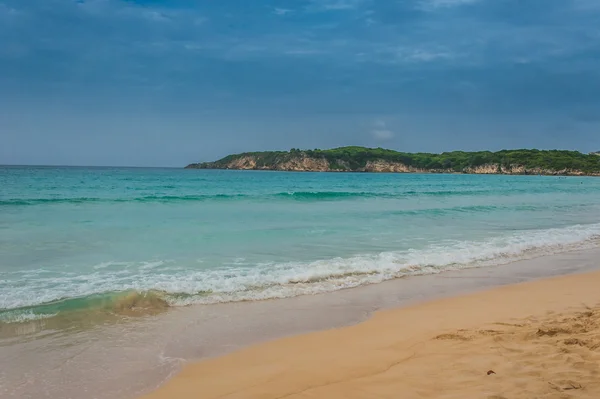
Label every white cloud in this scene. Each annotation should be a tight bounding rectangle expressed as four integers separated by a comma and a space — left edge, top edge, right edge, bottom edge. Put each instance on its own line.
284, 49, 324, 56
418, 0, 481, 11
0, 3, 22, 22
309, 0, 365, 11
273, 8, 293, 15
143, 10, 170, 22
0, 3, 17, 14
74, 0, 197, 25
371, 129, 395, 140
407, 49, 452, 62
373, 46, 457, 65
370, 120, 394, 140
76, 0, 123, 17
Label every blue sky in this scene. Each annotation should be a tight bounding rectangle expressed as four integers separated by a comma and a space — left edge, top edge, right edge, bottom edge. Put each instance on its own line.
1, 0, 600, 166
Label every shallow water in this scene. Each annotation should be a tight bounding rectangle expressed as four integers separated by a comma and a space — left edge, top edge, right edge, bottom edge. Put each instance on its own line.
2, 167, 600, 326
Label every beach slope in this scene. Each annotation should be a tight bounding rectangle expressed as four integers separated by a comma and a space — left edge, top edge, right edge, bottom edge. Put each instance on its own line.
142, 271, 600, 399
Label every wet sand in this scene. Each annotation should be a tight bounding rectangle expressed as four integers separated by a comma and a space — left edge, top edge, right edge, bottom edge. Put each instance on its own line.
142, 271, 600, 398
2, 248, 600, 399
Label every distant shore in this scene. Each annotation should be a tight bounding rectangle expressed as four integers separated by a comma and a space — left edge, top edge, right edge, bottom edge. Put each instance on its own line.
186, 147, 600, 175
141, 260, 600, 399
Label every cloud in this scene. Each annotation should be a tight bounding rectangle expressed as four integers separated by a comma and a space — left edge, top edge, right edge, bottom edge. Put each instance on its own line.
142, 10, 171, 22
0, 2, 20, 21
0, 3, 17, 14
308, 0, 366, 11
371, 129, 395, 140
407, 49, 453, 62
417, 0, 481, 10
284, 49, 325, 56
370, 46, 457, 65
64, 0, 199, 25
273, 8, 293, 15
371, 120, 395, 140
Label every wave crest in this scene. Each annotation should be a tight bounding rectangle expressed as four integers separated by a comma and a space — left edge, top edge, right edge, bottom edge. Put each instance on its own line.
0, 290, 170, 329
0, 188, 523, 206
2, 223, 600, 323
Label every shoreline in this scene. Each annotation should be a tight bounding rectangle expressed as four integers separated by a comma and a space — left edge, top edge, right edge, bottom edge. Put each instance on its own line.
185, 167, 600, 176
141, 263, 600, 398
3, 247, 600, 399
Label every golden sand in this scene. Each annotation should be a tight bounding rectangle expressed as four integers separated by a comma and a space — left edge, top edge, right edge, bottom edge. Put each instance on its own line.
142, 271, 600, 399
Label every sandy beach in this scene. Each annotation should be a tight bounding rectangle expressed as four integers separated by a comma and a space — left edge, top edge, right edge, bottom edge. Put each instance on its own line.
142, 270, 600, 399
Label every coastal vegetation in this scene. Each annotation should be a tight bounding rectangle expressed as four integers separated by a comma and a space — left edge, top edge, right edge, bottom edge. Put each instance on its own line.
186, 147, 600, 175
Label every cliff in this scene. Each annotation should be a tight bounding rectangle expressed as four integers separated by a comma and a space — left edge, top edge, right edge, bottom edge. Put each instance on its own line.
186, 147, 600, 176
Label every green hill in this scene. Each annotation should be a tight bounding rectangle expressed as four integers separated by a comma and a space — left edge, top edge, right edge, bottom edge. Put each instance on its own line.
186, 147, 600, 175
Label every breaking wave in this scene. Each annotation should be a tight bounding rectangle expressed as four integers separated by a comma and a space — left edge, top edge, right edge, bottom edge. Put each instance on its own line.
2, 223, 600, 325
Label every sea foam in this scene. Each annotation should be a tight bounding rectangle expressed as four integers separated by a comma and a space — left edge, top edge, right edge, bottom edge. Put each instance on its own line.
2, 222, 599, 320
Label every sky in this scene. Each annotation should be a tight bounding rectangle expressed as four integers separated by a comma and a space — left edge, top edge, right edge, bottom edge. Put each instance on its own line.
1, 0, 600, 166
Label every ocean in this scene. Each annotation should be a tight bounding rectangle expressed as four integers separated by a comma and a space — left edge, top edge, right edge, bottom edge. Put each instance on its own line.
3, 165, 600, 398
2, 166, 600, 327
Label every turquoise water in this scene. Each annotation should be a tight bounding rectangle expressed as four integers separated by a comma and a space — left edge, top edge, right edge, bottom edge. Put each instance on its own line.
2, 166, 600, 323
